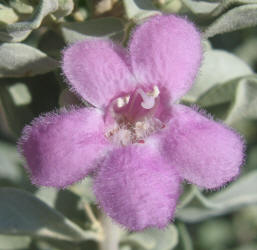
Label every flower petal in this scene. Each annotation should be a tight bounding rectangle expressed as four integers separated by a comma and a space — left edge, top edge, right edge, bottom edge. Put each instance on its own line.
94, 143, 180, 231
18, 108, 109, 188
160, 105, 245, 189
129, 15, 202, 102
62, 40, 135, 108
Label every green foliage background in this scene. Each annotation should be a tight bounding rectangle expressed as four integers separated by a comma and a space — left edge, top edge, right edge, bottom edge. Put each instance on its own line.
0, 0, 257, 249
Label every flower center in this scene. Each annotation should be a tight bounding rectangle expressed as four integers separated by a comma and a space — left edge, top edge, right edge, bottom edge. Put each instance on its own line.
105, 86, 165, 146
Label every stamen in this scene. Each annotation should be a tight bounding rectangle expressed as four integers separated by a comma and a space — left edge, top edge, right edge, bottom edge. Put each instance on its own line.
106, 86, 163, 146
125, 96, 130, 103
152, 86, 160, 98
138, 89, 156, 109
116, 96, 130, 108
117, 98, 125, 108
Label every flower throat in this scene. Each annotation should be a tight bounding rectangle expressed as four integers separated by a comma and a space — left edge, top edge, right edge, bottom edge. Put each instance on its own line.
105, 86, 165, 146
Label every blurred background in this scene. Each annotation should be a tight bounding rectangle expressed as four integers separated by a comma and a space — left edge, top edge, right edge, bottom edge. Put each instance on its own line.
0, 0, 257, 250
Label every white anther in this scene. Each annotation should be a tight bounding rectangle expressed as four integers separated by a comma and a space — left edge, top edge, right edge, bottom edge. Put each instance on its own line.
138, 89, 156, 109
117, 98, 125, 108
125, 96, 130, 104
116, 96, 130, 108
152, 86, 160, 98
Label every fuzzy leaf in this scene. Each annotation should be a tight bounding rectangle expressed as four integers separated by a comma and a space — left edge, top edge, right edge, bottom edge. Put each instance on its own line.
184, 49, 252, 103
123, 0, 160, 20
35, 187, 88, 230
0, 188, 96, 241
0, 235, 31, 249
9, 0, 34, 14
0, 0, 58, 42
54, 0, 74, 19
195, 76, 257, 141
61, 17, 124, 44
0, 141, 24, 184
0, 4, 19, 25
36, 187, 59, 207
235, 37, 257, 67
196, 78, 238, 108
205, 4, 257, 38
182, 0, 218, 15
196, 75, 257, 123
122, 225, 178, 250
182, 0, 257, 17
210, 0, 257, 17
0, 82, 33, 137
8, 83, 32, 106
0, 43, 58, 78
226, 76, 257, 124
177, 171, 257, 223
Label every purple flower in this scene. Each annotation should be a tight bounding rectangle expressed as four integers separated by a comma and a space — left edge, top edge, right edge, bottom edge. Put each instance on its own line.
19, 15, 244, 231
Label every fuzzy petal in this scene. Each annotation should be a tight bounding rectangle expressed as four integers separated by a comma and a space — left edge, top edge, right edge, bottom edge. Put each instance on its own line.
62, 40, 135, 108
129, 15, 202, 102
160, 105, 245, 189
94, 143, 180, 231
19, 108, 109, 188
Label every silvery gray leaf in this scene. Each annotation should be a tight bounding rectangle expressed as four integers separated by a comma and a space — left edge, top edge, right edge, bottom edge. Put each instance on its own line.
53, 0, 74, 19
177, 171, 257, 222
36, 187, 59, 208
122, 225, 178, 250
195, 75, 257, 124
0, 43, 58, 78
235, 37, 257, 67
205, 4, 257, 38
0, 4, 19, 25
9, 0, 34, 14
182, 0, 218, 15
0, 0, 58, 42
184, 50, 252, 103
210, 0, 257, 17
196, 78, 239, 108
61, 17, 124, 44
0, 235, 31, 250
226, 76, 257, 125
123, 0, 160, 20
0, 141, 24, 184
0, 188, 98, 242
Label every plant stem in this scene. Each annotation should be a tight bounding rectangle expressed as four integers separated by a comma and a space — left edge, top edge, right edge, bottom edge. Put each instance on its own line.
178, 222, 193, 250
177, 185, 197, 209
99, 214, 123, 250
84, 203, 103, 232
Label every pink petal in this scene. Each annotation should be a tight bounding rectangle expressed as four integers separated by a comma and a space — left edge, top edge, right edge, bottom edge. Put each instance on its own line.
94, 143, 180, 231
129, 15, 202, 102
18, 108, 110, 188
62, 40, 135, 108
160, 105, 245, 189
